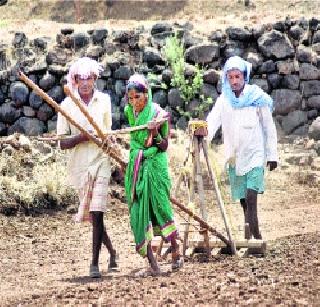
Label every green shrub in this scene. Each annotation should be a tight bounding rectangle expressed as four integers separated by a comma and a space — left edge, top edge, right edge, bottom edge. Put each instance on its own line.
163, 35, 213, 119
164, 36, 203, 103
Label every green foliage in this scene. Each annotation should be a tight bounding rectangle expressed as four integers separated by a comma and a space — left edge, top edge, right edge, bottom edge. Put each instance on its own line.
163, 35, 215, 120
163, 35, 204, 103
147, 73, 167, 90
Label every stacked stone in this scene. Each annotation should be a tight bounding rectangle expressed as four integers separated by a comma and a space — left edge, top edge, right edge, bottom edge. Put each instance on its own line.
185, 18, 320, 138
0, 18, 319, 141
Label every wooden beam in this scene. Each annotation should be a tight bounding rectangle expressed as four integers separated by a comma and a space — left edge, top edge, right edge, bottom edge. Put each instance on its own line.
188, 239, 267, 249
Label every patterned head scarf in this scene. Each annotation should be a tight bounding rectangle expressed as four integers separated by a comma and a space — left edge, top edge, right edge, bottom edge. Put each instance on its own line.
125, 74, 152, 104
221, 56, 273, 110
126, 74, 149, 93
66, 57, 103, 91
222, 55, 252, 87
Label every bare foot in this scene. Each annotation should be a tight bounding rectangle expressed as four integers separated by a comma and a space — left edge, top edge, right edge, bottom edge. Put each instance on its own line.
108, 250, 118, 271
150, 261, 160, 274
172, 249, 183, 270
134, 266, 161, 277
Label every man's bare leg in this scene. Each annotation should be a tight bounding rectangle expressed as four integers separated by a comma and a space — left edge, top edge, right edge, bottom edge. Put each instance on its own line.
240, 198, 251, 239
245, 189, 262, 240
102, 229, 117, 269
90, 211, 104, 277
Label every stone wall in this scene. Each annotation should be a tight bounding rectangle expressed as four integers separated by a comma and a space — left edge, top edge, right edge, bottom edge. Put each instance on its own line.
0, 17, 320, 140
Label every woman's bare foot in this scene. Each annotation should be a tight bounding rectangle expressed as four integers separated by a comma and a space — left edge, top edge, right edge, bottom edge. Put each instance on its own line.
147, 243, 160, 274
171, 246, 183, 270
170, 236, 183, 270
150, 265, 161, 276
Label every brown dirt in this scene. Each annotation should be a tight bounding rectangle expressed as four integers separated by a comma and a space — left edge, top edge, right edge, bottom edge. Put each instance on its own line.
0, 135, 319, 305
0, 0, 320, 305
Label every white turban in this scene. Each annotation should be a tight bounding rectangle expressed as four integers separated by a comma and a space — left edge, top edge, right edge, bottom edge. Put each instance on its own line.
66, 57, 103, 91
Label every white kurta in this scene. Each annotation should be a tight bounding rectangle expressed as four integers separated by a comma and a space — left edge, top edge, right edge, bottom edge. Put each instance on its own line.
206, 91, 278, 176
56, 90, 112, 189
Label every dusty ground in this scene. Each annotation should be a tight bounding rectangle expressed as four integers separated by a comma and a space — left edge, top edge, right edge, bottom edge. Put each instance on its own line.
0, 135, 319, 306
0, 0, 320, 305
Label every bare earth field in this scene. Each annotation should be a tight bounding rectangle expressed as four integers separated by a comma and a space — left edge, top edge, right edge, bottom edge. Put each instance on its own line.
0, 135, 319, 306
0, 0, 320, 305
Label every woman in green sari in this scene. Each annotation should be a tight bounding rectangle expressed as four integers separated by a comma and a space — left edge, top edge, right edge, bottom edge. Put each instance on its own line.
124, 74, 182, 273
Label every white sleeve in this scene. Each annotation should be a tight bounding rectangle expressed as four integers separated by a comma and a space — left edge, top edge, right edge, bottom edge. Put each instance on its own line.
206, 97, 222, 142
56, 99, 70, 136
260, 106, 278, 162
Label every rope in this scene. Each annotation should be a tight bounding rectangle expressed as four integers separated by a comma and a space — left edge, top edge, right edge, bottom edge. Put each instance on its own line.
175, 200, 201, 231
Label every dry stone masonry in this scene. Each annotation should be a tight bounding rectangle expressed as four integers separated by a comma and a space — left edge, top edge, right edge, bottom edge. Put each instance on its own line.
0, 17, 320, 141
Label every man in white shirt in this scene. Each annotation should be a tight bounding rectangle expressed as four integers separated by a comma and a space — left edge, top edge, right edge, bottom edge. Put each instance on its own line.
57, 57, 117, 278
206, 56, 278, 240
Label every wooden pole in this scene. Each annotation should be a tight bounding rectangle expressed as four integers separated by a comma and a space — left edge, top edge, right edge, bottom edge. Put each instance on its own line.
179, 163, 194, 256
170, 197, 230, 247
65, 86, 160, 137
181, 173, 191, 256
193, 135, 211, 255
201, 139, 237, 255
19, 71, 126, 169
19, 72, 232, 250
36, 118, 168, 141
63, 85, 105, 140
193, 136, 207, 221
107, 124, 150, 135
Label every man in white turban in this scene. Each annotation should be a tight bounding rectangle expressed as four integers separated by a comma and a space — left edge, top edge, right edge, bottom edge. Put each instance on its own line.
57, 57, 117, 278
206, 56, 278, 240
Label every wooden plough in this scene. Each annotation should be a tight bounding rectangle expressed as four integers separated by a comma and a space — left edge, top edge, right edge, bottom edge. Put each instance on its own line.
20, 72, 266, 258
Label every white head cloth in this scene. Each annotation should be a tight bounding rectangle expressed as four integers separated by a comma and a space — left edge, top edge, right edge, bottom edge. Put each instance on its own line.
66, 57, 103, 91
222, 56, 252, 86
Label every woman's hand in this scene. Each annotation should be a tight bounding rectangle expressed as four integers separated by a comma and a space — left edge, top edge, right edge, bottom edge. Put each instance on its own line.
147, 120, 160, 137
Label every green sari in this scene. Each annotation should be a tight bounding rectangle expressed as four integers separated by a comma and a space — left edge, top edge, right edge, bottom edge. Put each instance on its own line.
124, 97, 177, 257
